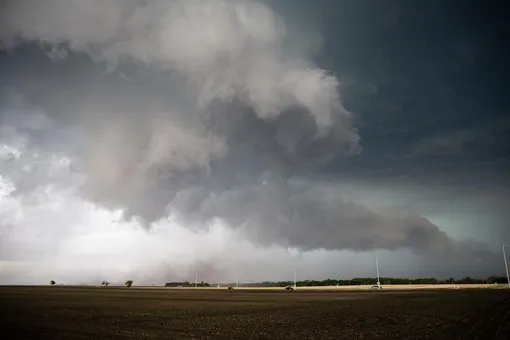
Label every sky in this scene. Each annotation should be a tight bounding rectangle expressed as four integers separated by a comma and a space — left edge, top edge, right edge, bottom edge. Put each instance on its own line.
0, 0, 509, 285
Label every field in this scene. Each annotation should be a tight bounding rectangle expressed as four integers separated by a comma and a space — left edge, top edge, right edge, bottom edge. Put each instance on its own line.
1, 286, 510, 339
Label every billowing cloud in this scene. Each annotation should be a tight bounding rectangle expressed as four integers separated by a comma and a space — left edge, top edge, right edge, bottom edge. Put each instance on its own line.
0, 0, 359, 222
0, 101, 491, 259
0, 0, 350, 130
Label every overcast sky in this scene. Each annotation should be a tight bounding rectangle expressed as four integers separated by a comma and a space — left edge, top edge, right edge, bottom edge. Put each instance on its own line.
0, 0, 509, 285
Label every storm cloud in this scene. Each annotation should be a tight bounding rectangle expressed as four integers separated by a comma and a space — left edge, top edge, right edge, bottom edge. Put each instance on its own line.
0, 0, 505, 284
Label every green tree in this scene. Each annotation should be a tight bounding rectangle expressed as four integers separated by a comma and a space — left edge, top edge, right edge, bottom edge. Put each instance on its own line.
50, 280, 56, 286
125, 280, 133, 287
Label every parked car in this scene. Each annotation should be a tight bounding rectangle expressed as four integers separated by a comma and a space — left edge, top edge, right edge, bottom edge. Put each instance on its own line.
370, 285, 382, 290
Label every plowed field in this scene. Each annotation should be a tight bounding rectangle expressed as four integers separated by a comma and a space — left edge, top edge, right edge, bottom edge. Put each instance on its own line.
1, 286, 509, 339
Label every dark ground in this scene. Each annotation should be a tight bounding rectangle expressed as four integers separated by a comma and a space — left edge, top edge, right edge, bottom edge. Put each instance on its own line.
1, 287, 509, 339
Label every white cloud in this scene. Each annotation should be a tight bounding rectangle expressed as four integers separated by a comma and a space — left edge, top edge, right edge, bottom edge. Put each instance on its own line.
0, 109, 321, 284
0, 0, 349, 134
0, 0, 361, 226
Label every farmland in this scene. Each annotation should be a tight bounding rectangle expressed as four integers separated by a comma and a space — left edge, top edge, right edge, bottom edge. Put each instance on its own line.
1, 286, 510, 339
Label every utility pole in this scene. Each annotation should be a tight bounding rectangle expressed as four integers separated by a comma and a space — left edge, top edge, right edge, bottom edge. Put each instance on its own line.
503, 245, 510, 289
195, 271, 198, 288
376, 253, 380, 287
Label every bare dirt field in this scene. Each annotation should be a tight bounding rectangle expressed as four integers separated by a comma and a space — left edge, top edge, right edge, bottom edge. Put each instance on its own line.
1, 286, 509, 339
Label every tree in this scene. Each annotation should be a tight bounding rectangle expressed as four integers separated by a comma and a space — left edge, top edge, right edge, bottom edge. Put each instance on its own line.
50, 280, 56, 286
487, 276, 508, 284
101, 281, 110, 287
125, 280, 133, 287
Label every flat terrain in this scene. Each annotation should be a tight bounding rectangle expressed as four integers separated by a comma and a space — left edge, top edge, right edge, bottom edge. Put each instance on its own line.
1, 287, 510, 339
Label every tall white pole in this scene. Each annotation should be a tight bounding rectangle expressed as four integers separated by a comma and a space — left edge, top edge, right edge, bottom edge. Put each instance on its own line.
503, 245, 510, 289
376, 253, 380, 286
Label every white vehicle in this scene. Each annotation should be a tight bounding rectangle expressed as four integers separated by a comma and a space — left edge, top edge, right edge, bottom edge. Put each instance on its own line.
370, 285, 382, 290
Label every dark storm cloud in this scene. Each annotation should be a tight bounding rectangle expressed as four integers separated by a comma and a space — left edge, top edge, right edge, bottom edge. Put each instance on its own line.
0, 0, 507, 270
170, 183, 457, 253
313, 0, 509, 193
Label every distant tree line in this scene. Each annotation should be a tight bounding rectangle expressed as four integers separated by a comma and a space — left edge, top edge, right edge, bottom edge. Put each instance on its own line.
165, 281, 210, 287
246, 276, 509, 287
